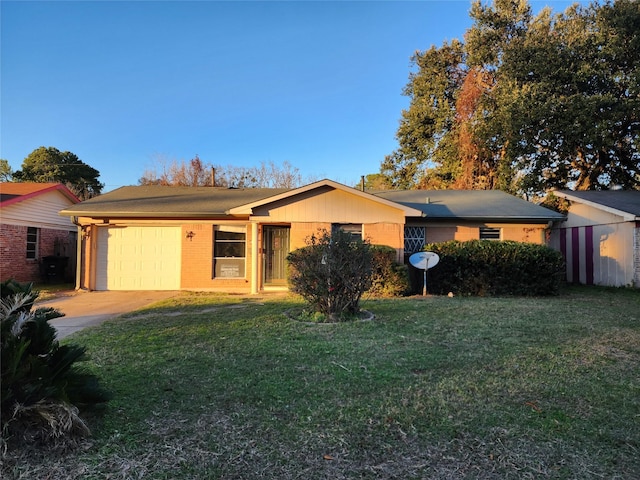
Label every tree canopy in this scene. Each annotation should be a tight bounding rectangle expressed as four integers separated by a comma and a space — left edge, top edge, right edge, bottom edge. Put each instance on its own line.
381, 0, 640, 195
13, 147, 103, 200
139, 156, 307, 189
0, 160, 12, 182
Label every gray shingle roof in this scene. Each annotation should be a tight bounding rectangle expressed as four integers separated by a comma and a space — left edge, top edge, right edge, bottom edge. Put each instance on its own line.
555, 190, 640, 217
60, 185, 290, 218
60, 184, 565, 223
373, 189, 565, 222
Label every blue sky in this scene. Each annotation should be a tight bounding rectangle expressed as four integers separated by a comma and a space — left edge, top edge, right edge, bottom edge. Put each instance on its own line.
2, 0, 583, 192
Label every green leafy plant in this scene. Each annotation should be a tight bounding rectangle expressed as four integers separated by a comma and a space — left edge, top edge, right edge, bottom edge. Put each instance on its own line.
287, 229, 373, 321
368, 245, 411, 297
421, 240, 565, 296
1, 280, 110, 447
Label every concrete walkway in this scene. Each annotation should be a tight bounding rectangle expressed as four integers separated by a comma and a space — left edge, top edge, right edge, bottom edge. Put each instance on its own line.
36, 290, 180, 339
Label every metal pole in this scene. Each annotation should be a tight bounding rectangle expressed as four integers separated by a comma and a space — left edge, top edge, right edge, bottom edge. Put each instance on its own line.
423, 269, 427, 296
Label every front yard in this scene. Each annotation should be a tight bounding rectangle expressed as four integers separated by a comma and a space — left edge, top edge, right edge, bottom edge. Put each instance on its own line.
2, 287, 639, 479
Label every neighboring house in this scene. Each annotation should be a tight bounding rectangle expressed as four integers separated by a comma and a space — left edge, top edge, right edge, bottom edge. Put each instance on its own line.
1, 182, 80, 283
548, 190, 640, 288
59, 179, 564, 292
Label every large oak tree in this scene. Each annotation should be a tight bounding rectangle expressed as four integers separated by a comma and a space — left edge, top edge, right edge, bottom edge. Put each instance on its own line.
382, 0, 640, 195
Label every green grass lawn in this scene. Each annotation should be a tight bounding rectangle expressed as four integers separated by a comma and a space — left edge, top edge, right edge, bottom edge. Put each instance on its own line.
3, 287, 639, 479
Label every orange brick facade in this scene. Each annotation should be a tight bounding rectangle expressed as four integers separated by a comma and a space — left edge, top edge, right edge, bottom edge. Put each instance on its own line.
75, 220, 550, 292
180, 223, 252, 292
68, 181, 555, 292
422, 224, 547, 245
177, 222, 404, 292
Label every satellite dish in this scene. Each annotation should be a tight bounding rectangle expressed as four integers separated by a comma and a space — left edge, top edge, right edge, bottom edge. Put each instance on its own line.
409, 251, 440, 270
409, 252, 440, 296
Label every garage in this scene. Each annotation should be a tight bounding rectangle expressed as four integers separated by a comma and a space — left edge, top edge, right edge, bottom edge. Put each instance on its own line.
95, 226, 181, 290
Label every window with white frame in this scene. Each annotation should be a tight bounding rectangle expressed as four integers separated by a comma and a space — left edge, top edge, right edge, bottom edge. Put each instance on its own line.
213, 225, 246, 278
404, 226, 426, 255
479, 227, 501, 241
26, 227, 39, 259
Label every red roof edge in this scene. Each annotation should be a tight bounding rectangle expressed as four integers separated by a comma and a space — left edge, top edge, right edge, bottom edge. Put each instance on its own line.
0, 183, 81, 207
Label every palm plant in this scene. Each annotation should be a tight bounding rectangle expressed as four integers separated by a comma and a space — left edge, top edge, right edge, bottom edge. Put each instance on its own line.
1, 280, 110, 446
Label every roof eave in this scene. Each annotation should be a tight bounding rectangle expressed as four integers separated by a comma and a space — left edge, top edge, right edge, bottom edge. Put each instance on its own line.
1, 183, 80, 207
407, 215, 564, 222
553, 191, 637, 221
59, 210, 233, 219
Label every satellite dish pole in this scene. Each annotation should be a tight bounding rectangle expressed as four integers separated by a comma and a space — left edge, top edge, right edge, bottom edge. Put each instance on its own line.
423, 267, 428, 296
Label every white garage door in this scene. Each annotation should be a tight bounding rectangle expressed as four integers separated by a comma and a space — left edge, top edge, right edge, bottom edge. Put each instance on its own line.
96, 226, 181, 290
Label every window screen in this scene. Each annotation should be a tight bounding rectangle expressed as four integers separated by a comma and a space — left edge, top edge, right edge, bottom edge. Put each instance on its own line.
479, 227, 501, 241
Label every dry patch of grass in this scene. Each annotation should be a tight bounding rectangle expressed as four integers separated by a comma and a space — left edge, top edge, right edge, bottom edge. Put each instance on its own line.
2, 287, 639, 479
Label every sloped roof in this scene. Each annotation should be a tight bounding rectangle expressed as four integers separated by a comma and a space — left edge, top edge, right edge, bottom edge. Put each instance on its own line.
374, 189, 565, 222
59, 182, 564, 223
60, 185, 291, 218
61, 180, 423, 219
554, 190, 640, 220
0, 182, 80, 206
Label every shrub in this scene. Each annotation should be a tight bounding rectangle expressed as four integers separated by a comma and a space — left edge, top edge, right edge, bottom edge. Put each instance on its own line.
287, 229, 372, 321
420, 240, 565, 296
368, 245, 411, 297
1, 280, 110, 447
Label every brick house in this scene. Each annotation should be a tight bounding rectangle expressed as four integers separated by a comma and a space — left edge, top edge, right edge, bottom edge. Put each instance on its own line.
59, 179, 564, 292
1, 182, 80, 283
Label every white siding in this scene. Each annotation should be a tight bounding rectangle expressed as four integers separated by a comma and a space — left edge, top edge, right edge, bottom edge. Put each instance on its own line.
594, 221, 635, 287
550, 202, 637, 287
1, 191, 76, 231
634, 226, 640, 287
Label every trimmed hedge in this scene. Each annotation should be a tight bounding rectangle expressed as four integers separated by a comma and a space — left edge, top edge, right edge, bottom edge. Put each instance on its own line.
368, 245, 411, 297
419, 240, 565, 296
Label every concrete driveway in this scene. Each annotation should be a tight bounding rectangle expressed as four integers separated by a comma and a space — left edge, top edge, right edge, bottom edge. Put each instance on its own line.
36, 290, 180, 339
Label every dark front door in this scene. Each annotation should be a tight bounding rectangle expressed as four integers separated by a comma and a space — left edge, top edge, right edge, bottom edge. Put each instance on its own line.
263, 226, 290, 286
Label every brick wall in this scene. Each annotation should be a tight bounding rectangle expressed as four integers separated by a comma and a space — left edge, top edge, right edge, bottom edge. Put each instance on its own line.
290, 222, 331, 250
364, 223, 403, 262
0, 224, 74, 283
454, 226, 480, 241
180, 223, 251, 292
502, 226, 546, 243
425, 226, 457, 244
425, 225, 547, 245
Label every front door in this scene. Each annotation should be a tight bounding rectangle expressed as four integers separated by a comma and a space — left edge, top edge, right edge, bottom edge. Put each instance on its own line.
263, 226, 290, 286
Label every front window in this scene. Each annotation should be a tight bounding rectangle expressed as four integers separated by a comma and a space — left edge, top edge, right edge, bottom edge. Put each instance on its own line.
480, 227, 501, 241
213, 225, 246, 278
26, 227, 39, 259
332, 223, 362, 241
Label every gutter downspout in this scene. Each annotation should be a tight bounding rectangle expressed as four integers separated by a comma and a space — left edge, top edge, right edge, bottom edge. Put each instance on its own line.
70, 216, 82, 290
